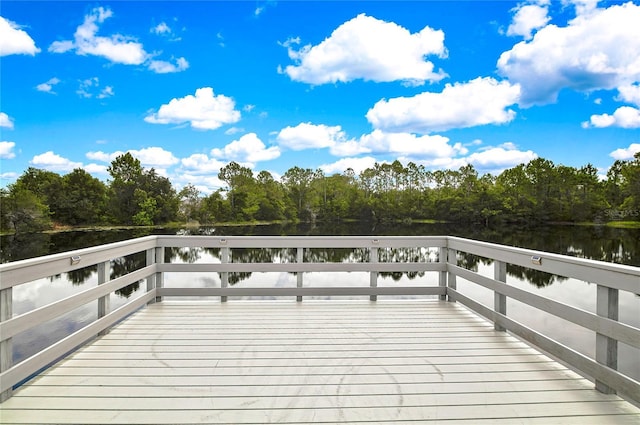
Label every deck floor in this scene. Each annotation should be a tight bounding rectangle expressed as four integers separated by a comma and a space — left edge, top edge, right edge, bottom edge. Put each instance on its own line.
1, 300, 639, 424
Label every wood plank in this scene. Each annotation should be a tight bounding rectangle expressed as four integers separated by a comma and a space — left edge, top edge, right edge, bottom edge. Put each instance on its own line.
2, 402, 638, 424
12, 380, 600, 398
3, 300, 638, 425
4, 390, 628, 410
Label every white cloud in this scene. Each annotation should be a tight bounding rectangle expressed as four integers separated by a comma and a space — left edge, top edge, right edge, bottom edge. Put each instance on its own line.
0, 112, 14, 129
617, 84, 640, 107
151, 22, 171, 35
83, 163, 108, 174
277, 123, 351, 150
584, 106, 640, 129
36, 77, 61, 94
357, 130, 464, 159
49, 7, 187, 74
507, 3, 550, 40
610, 143, 640, 160
76, 77, 113, 99
30, 151, 82, 172
320, 157, 379, 175
180, 153, 226, 175
211, 133, 280, 164
0, 16, 40, 56
0, 172, 19, 182
97, 86, 114, 99
498, 2, 640, 105
148, 57, 189, 74
465, 143, 538, 171
282, 14, 447, 85
0, 141, 16, 159
367, 77, 521, 133
145, 87, 241, 130
87, 147, 178, 168
49, 7, 147, 65
224, 127, 245, 135
129, 147, 179, 168
86, 150, 123, 163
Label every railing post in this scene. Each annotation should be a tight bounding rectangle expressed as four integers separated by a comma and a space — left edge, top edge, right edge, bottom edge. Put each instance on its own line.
146, 248, 156, 304
155, 247, 164, 303
221, 246, 229, 303
447, 248, 457, 302
0, 287, 13, 402
596, 285, 619, 394
438, 246, 447, 301
370, 246, 378, 302
97, 260, 110, 336
296, 248, 304, 302
494, 260, 507, 331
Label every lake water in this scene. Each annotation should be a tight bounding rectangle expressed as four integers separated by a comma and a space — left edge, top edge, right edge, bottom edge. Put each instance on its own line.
2, 222, 639, 381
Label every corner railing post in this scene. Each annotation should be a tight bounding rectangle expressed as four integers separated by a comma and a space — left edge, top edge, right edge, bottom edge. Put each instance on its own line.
97, 260, 110, 336
370, 245, 378, 302
438, 246, 447, 301
0, 287, 13, 402
494, 260, 507, 331
447, 248, 457, 302
221, 246, 229, 303
596, 284, 618, 394
296, 247, 304, 302
155, 246, 164, 303
146, 248, 156, 304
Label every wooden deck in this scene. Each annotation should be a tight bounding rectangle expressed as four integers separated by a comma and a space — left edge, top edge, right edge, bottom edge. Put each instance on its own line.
1, 300, 638, 424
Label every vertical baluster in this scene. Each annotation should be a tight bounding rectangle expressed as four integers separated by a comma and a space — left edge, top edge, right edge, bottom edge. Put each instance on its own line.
447, 248, 457, 302
0, 287, 12, 402
146, 248, 156, 304
438, 246, 447, 301
221, 246, 229, 303
494, 260, 507, 331
296, 247, 304, 302
155, 247, 164, 303
370, 245, 378, 302
97, 260, 110, 336
596, 285, 619, 394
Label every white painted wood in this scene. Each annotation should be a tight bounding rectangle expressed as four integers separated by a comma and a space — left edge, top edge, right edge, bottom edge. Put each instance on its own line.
96, 260, 110, 337
2, 301, 638, 424
154, 246, 164, 303
0, 236, 158, 289
220, 246, 229, 303
0, 265, 156, 340
447, 236, 640, 292
596, 284, 619, 394
438, 246, 447, 301
450, 264, 640, 348
296, 247, 304, 302
156, 261, 444, 273
0, 290, 156, 393
494, 259, 507, 331
156, 286, 445, 297
0, 287, 12, 402
448, 288, 640, 401
447, 248, 457, 301
369, 246, 378, 301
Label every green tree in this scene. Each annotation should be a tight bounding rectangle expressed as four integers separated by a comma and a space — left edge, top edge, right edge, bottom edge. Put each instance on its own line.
56, 169, 108, 225
107, 153, 143, 224
282, 166, 315, 221
1, 186, 52, 233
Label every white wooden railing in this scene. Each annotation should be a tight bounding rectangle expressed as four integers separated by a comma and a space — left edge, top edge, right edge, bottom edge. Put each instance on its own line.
0, 235, 638, 404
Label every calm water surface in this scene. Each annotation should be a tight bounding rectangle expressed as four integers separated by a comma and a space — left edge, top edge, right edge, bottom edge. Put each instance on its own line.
2, 222, 639, 380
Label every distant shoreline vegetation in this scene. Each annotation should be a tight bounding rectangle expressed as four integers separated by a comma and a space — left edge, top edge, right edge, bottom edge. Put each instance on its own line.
1, 152, 639, 234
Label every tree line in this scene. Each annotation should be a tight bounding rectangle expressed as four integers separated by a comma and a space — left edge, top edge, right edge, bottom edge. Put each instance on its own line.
1, 151, 639, 233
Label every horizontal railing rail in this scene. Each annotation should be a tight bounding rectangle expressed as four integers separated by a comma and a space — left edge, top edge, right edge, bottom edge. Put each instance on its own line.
0, 235, 638, 405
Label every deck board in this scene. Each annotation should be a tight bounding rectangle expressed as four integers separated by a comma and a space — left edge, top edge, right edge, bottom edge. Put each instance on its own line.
1, 300, 638, 424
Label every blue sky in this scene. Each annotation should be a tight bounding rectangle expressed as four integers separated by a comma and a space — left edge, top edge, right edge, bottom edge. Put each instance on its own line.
1, 0, 640, 194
